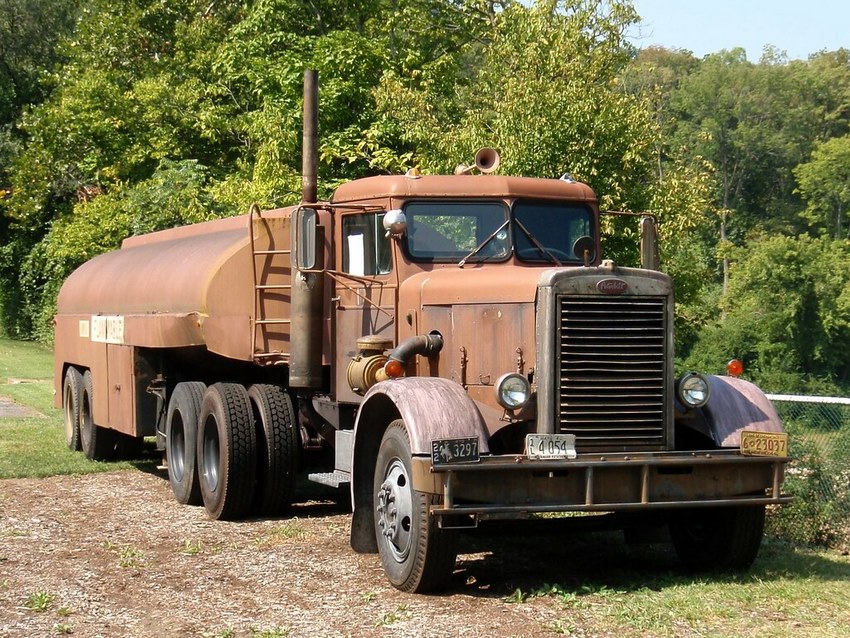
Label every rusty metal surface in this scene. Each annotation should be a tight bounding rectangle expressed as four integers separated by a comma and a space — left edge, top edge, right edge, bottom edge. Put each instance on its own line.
57, 223, 249, 316
704, 376, 786, 446
331, 174, 597, 204
411, 450, 789, 516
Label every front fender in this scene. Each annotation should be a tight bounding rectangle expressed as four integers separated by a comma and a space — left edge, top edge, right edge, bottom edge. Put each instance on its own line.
702, 376, 785, 447
355, 377, 491, 456
349, 376, 489, 553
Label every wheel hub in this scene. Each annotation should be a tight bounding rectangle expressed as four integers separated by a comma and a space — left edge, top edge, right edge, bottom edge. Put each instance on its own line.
376, 459, 413, 562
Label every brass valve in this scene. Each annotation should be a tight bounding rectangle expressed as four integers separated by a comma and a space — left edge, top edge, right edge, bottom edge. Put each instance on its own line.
346, 335, 393, 395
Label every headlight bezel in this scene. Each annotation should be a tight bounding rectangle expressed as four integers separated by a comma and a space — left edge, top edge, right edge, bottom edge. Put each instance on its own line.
495, 372, 531, 410
676, 372, 711, 408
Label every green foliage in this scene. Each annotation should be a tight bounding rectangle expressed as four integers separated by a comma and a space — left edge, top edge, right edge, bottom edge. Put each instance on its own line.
794, 134, 850, 239
683, 235, 850, 392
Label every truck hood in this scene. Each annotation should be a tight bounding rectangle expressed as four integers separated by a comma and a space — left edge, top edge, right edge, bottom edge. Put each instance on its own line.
400, 265, 549, 307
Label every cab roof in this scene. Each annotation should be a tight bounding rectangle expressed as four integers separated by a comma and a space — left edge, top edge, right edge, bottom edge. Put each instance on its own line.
330, 174, 598, 205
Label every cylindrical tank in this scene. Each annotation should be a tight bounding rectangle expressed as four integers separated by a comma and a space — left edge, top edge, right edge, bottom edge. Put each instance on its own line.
56, 211, 292, 362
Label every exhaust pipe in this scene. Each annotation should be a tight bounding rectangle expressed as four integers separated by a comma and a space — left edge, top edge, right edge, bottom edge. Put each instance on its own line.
289, 70, 324, 389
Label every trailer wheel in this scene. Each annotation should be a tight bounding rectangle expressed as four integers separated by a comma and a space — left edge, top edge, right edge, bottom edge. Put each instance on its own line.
79, 370, 117, 461
197, 383, 257, 520
62, 367, 83, 451
165, 382, 207, 505
248, 384, 298, 515
670, 504, 766, 571
373, 420, 457, 593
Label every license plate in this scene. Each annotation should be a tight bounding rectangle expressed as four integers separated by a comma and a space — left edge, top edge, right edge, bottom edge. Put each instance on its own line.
432, 437, 480, 464
740, 430, 788, 457
526, 433, 577, 460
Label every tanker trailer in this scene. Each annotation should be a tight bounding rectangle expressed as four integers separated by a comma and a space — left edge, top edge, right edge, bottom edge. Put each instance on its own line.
55, 71, 791, 593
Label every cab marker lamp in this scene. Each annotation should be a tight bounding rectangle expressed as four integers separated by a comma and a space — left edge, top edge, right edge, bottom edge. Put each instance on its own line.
676, 372, 711, 408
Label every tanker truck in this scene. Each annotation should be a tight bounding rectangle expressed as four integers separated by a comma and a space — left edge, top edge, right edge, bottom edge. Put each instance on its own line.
54, 71, 790, 593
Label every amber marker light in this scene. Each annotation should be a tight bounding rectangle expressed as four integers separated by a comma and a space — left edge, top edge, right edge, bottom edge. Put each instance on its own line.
384, 359, 405, 378
727, 359, 744, 377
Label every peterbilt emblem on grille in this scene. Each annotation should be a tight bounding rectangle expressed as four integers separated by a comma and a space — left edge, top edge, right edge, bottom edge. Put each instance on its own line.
596, 278, 629, 294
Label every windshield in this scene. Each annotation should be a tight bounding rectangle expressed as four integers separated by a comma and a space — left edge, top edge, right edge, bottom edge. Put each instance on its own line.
403, 199, 595, 264
513, 200, 595, 264
405, 201, 509, 262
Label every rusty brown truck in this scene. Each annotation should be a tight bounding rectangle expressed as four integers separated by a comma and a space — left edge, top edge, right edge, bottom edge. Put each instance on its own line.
54, 71, 790, 593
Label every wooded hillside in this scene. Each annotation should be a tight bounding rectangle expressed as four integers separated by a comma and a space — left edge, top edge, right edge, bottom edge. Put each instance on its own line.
1, 0, 848, 393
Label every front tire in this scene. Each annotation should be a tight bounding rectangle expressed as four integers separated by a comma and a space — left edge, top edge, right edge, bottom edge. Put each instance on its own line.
165, 382, 207, 505
670, 505, 766, 571
197, 383, 257, 520
62, 367, 83, 451
373, 420, 457, 593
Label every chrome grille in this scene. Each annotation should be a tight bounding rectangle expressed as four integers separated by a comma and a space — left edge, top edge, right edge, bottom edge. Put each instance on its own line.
558, 295, 666, 451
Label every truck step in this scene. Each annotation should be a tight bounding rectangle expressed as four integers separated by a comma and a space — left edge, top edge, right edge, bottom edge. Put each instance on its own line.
308, 471, 351, 488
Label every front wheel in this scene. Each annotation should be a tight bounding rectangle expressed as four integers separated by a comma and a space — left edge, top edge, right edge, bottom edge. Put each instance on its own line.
669, 505, 766, 571
373, 420, 457, 593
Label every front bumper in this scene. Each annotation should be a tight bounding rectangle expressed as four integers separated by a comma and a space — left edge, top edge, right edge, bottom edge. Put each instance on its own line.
411, 450, 790, 522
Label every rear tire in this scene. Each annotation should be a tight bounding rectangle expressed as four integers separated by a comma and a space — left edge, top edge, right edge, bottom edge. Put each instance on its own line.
62, 367, 83, 451
670, 505, 766, 571
373, 420, 457, 593
248, 384, 298, 515
197, 383, 257, 520
166, 382, 207, 505
79, 370, 117, 461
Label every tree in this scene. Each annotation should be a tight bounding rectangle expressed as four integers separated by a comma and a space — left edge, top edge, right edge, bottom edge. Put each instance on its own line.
684, 235, 850, 393
795, 135, 850, 239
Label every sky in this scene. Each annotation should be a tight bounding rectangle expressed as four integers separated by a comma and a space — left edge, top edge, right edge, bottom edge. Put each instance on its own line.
628, 0, 850, 61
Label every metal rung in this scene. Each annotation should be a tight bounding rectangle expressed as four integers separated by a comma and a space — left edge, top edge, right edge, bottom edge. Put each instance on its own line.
255, 319, 292, 325
255, 284, 292, 290
253, 249, 291, 255
254, 351, 290, 358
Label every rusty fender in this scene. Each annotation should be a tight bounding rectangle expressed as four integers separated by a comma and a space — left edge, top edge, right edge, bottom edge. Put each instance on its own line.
702, 376, 785, 447
348, 376, 489, 553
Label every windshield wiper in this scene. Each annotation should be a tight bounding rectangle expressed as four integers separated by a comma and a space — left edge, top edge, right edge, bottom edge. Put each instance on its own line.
514, 218, 563, 266
458, 218, 511, 268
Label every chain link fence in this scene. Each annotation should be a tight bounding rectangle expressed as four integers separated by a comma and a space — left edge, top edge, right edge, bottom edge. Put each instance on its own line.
766, 394, 850, 550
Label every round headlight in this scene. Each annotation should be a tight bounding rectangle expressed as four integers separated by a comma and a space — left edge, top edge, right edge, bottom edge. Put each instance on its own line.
495, 373, 531, 410
677, 373, 711, 408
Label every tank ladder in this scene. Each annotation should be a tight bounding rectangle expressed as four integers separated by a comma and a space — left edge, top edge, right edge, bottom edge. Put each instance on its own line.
249, 203, 292, 365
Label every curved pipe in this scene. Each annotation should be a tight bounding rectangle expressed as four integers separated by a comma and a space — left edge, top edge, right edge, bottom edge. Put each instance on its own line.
387, 333, 444, 367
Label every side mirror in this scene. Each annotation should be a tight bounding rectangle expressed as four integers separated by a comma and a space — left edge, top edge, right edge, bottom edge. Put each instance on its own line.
291, 206, 317, 270
382, 209, 407, 237
640, 215, 660, 270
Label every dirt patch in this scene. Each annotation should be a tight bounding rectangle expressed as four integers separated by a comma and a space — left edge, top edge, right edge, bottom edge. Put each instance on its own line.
0, 395, 41, 418
0, 469, 674, 638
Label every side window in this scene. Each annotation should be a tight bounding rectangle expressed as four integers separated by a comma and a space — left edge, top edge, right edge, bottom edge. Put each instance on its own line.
342, 212, 392, 276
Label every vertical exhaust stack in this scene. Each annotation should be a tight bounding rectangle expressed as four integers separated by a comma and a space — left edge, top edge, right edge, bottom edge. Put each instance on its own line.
289, 70, 325, 389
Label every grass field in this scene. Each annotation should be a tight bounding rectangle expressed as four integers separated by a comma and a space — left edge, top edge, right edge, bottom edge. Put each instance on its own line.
0, 337, 142, 478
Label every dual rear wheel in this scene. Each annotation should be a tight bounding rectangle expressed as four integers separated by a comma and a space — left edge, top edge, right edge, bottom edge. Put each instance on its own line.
165, 382, 298, 520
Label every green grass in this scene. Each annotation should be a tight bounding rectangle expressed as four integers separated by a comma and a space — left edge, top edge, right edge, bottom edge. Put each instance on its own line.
0, 337, 142, 478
